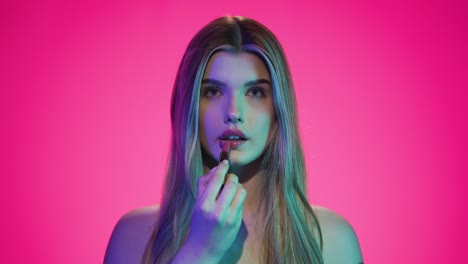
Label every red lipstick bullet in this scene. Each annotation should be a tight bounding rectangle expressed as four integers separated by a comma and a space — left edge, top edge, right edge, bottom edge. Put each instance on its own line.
219, 141, 231, 163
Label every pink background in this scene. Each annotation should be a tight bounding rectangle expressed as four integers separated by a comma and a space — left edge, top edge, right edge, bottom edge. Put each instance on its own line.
2, 0, 467, 263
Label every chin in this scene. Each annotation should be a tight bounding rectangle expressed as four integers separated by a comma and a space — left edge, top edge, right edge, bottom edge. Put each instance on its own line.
228, 160, 246, 167
229, 154, 260, 166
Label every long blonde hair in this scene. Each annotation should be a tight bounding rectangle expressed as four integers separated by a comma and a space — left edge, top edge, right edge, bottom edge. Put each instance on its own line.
142, 16, 323, 263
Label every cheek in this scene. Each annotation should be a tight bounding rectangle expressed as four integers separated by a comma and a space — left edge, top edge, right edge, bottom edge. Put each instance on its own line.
202, 119, 216, 138
267, 121, 278, 142
198, 107, 218, 143
250, 112, 274, 135
252, 106, 276, 142
198, 107, 208, 143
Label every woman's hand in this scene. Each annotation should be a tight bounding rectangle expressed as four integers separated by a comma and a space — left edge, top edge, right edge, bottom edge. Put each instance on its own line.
172, 160, 247, 263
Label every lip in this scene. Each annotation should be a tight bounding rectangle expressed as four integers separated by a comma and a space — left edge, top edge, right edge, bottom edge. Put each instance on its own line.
218, 129, 248, 140
218, 139, 246, 149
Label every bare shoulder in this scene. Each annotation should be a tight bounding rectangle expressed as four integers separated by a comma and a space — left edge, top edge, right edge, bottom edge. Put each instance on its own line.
104, 204, 160, 264
312, 205, 363, 264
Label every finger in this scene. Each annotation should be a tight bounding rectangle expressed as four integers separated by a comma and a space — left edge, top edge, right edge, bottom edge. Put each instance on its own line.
215, 174, 239, 210
200, 160, 230, 202
229, 184, 247, 212
196, 175, 210, 199
230, 195, 244, 229
233, 201, 244, 225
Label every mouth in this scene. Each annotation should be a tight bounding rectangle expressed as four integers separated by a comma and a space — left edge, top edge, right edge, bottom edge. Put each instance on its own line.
218, 135, 248, 140
218, 136, 248, 149
218, 129, 248, 149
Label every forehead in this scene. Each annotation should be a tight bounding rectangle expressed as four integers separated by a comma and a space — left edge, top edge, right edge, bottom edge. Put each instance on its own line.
203, 51, 271, 82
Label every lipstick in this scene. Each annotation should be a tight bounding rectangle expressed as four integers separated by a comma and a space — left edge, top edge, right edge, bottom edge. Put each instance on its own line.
219, 141, 231, 163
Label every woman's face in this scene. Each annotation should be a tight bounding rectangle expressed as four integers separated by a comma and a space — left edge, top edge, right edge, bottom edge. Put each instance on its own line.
199, 51, 277, 167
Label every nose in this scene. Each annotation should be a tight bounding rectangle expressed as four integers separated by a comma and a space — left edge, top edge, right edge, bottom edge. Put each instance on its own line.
224, 94, 244, 124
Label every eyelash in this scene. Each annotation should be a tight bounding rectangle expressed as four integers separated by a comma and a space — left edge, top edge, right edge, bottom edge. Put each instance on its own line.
200, 87, 221, 98
201, 86, 267, 99
247, 87, 266, 98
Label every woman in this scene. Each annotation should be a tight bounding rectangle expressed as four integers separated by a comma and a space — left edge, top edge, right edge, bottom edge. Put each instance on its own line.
104, 16, 363, 264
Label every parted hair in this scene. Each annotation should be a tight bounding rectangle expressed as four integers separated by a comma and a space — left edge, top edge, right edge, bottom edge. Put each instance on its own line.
142, 16, 324, 263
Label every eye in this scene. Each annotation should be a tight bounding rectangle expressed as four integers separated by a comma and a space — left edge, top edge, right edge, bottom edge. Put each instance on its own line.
201, 87, 221, 98
247, 87, 266, 98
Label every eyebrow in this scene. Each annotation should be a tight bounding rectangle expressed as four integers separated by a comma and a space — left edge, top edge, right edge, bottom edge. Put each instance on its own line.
201, 78, 271, 87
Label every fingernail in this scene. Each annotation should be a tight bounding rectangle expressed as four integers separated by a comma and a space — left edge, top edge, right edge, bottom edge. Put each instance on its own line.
222, 159, 229, 165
